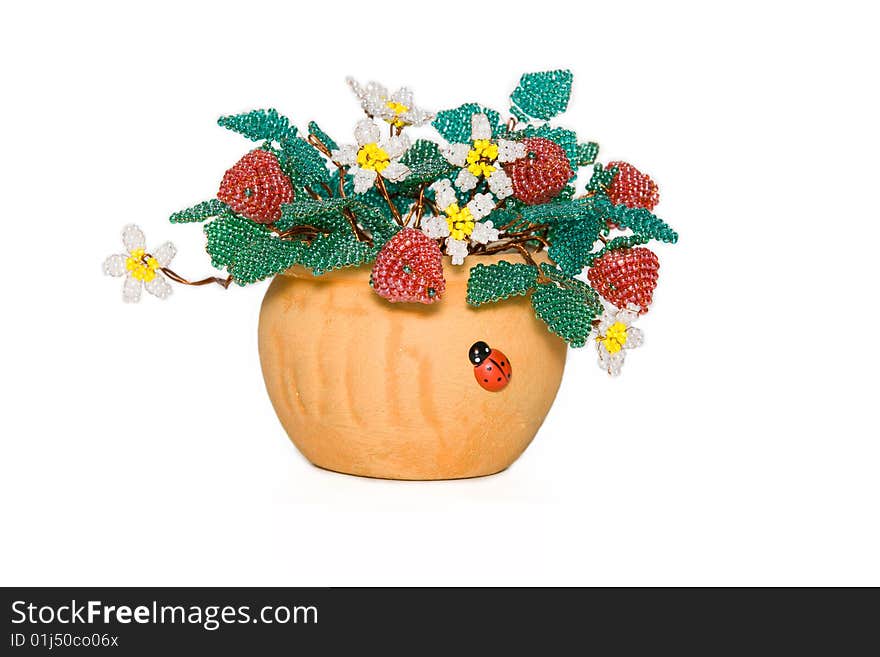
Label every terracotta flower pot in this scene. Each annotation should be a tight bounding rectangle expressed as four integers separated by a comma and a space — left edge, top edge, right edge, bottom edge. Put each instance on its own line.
258, 252, 567, 480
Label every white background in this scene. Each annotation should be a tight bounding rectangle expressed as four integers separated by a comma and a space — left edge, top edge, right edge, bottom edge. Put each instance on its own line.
2, 1, 878, 586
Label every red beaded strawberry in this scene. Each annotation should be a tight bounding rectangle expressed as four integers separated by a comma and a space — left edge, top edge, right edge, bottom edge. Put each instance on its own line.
217, 149, 293, 224
504, 137, 573, 205
587, 247, 659, 314
370, 228, 446, 304
606, 161, 659, 211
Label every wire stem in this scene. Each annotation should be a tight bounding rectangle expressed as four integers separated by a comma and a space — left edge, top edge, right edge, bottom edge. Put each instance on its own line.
161, 268, 233, 289
374, 174, 402, 225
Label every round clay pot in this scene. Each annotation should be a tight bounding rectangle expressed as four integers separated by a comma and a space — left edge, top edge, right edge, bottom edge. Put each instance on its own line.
258, 251, 567, 480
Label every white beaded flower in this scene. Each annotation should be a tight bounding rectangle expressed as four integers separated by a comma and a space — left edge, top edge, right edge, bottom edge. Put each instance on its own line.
421, 179, 500, 265
103, 224, 176, 303
594, 303, 644, 376
441, 113, 526, 202
346, 78, 434, 128
331, 119, 412, 194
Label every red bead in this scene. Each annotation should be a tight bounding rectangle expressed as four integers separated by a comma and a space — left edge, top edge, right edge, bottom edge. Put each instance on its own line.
370, 228, 446, 304
504, 137, 573, 205
606, 161, 659, 211
217, 150, 293, 224
587, 247, 660, 313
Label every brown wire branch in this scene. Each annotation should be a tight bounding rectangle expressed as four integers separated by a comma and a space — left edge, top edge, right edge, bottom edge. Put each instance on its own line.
374, 174, 403, 226
307, 134, 333, 158
513, 243, 551, 284
403, 184, 427, 228
478, 235, 545, 256
160, 268, 233, 289
269, 224, 329, 245
498, 217, 521, 232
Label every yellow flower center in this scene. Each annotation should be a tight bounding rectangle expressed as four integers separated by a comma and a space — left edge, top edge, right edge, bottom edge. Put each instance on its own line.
445, 204, 475, 241
466, 139, 498, 178
598, 321, 628, 354
357, 142, 391, 172
125, 248, 160, 282
385, 100, 410, 128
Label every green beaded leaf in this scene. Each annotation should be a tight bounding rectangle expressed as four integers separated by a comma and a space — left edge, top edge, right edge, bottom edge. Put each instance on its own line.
487, 205, 529, 233
307, 121, 338, 151
510, 105, 529, 123
278, 136, 331, 188
229, 236, 305, 285
576, 142, 599, 166
518, 199, 605, 275
432, 103, 502, 143
594, 197, 679, 244
203, 213, 268, 270
203, 209, 383, 283
296, 229, 380, 276
520, 198, 591, 225
280, 196, 398, 243
548, 222, 603, 276
466, 261, 539, 306
531, 281, 602, 348
538, 263, 592, 293
585, 235, 652, 266
170, 199, 227, 224
510, 70, 573, 121
203, 212, 304, 284
587, 163, 617, 194
217, 109, 295, 143
279, 197, 348, 232
396, 139, 455, 189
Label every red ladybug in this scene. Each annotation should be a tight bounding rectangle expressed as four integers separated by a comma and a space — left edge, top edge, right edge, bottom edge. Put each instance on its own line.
469, 341, 512, 392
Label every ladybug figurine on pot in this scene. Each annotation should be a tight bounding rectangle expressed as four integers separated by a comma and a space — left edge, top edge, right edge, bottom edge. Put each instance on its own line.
469, 341, 512, 392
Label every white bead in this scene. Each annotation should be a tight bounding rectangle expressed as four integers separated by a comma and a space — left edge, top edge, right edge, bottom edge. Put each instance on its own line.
625, 327, 644, 349
352, 167, 377, 193
430, 179, 458, 210
145, 274, 173, 300
471, 220, 499, 245
382, 161, 410, 182
470, 113, 492, 140
122, 224, 145, 253
421, 215, 450, 239
354, 119, 380, 146
103, 254, 127, 277
445, 237, 469, 265
384, 134, 410, 159
454, 168, 479, 192
152, 241, 176, 268
389, 86, 414, 108
331, 145, 358, 167
496, 139, 527, 163
487, 169, 513, 199
442, 143, 469, 167
466, 193, 495, 220
122, 275, 142, 303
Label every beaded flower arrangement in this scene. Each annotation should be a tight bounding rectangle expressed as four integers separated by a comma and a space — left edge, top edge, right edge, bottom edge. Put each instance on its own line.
103, 70, 678, 376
